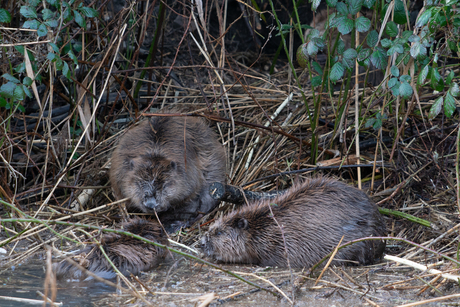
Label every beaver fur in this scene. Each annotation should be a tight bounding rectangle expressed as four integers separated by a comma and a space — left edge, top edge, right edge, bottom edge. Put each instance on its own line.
110, 114, 226, 222
201, 176, 386, 267
54, 219, 168, 280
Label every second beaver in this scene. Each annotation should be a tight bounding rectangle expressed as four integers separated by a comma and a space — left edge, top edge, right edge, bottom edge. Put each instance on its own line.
110, 113, 226, 223
201, 176, 386, 267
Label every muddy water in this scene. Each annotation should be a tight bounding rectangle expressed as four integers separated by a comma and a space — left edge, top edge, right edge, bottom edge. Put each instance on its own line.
1, 258, 458, 306
0, 259, 113, 306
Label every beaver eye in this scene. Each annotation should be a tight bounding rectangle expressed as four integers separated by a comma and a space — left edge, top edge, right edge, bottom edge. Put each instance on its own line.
216, 231, 223, 236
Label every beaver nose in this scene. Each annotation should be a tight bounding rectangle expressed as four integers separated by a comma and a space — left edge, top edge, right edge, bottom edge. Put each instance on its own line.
144, 197, 158, 210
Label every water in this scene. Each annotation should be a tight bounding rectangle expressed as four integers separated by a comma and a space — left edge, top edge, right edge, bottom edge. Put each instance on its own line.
0, 259, 114, 307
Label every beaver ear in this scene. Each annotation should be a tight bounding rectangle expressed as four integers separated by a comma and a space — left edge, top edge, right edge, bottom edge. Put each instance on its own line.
236, 218, 248, 229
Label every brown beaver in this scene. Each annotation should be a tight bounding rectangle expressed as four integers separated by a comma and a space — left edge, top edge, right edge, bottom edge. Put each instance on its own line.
54, 219, 168, 280
201, 176, 386, 268
110, 113, 226, 223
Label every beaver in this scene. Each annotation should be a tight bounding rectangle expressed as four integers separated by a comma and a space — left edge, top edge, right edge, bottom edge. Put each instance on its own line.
54, 219, 168, 280
110, 113, 226, 223
201, 176, 386, 268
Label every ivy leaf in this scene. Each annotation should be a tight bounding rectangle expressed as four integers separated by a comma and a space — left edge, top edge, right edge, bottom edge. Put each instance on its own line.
366, 30, 378, 47
311, 0, 322, 11
37, 23, 48, 37
73, 10, 86, 29
62, 62, 71, 80
78, 6, 98, 18
2, 73, 20, 84
390, 66, 399, 77
20, 6, 38, 19
416, 8, 432, 28
13, 85, 25, 101
370, 47, 387, 70
450, 82, 459, 97
355, 16, 371, 32
386, 21, 398, 37
0, 8, 12, 23
399, 81, 413, 99
364, 0, 376, 8
337, 17, 354, 35
358, 48, 371, 61
330, 62, 345, 83
444, 92, 456, 117
23, 20, 40, 30
336, 2, 348, 15
388, 77, 398, 88
42, 8, 54, 20
381, 38, 392, 48
418, 65, 430, 85
311, 76, 323, 87
347, 0, 363, 15
0, 82, 16, 98
429, 96, 443, 120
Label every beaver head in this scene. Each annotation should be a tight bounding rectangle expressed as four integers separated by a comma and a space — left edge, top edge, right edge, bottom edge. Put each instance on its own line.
123, 153, 182, 213
200, 215, 261, 264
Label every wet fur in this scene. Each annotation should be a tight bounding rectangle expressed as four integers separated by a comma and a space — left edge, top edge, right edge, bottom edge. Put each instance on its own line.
201, 176, 386, 268
110, 114, 226, 221
54, 219, 168, 280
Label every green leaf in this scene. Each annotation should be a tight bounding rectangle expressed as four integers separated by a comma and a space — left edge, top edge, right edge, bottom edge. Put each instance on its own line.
446, 71, 455, 85
355, 16, 371, 32
15, 45, 25, 55
365, 118, 376, 129
73, 10, 86, 29
399, 81, 413, 99
311, 76, 323, 87
68, 50, 78, 65
311, 0, 322, 11
23, 76, 33, 86
46, 0, 57, 6
338, 17, 354, 35
326, 0, 338, 7
358, 48, 371, 61
390, 65, 399, 77
44, 19, 58, 28
337, 39, 346, 55
13, 85, 25, 101
370, 47, 387, 70
390, 83, 400, 97
0, 82, 16, 98
55, 57, 63, 70
312, 61, 323, 75
307, 41, 319, 56
386, 21, 398, 37
366, 30, 378, 47
388, 77, 398, 88
408, 35, 420, 43
29, 0, 41, 7
347, 0, 363, 15
381, 38, 392, 48
364, 0, 376, 8
410, 41, 426, 59
23, 20, 40, 30
20, 6, 37, 19
0, 96, 6, 107
79, 6, 98, 18
14, 62, 25, 74
418, 65, 430, 85
393, 0, 408, 25
48, 42, 59, 53
22, 85, 32, 99
429, 96, 443, 120
444, 92, 456, 117
450, 82, 459, 97
42, 8, 53, 20
330, 62, 345, 83
343, 49, 357, 71
0, 8, 12, 23
62, 62, 71, 79
336, 2, 348, 15
47, 52, 57, 62
416, 8, 432, 28
400, 75, 411, 83
431, 68, 443, 91
2, 73, 20, 84
37, 23, 47, 37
